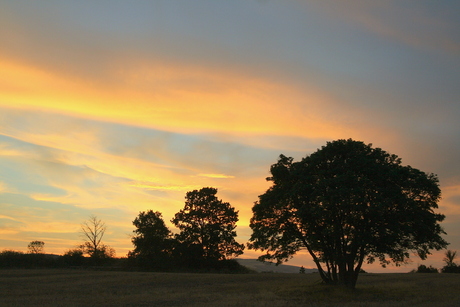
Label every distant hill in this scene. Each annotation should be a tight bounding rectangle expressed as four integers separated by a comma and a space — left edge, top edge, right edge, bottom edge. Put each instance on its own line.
236, 259, 317, 274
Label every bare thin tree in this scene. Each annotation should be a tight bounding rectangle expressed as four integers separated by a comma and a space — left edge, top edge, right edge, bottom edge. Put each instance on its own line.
80, 215, 106, 258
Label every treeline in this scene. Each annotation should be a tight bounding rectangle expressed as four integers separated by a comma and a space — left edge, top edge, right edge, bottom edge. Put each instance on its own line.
414, 250, 460, 273
0, 187, 249, 273
0, 250, 118, 269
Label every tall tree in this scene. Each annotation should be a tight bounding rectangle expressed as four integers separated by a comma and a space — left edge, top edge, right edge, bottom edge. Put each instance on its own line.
27, 240, 44, 254
129, 210, 172, 267
80, 215, 114, 260
172, 187, 244, 261
248, 139, 448, 289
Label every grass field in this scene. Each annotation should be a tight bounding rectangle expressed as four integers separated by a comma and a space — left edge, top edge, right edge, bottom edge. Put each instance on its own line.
1, 269, 460, 306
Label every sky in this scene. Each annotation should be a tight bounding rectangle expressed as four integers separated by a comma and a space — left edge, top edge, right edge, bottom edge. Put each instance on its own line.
1, 0, 459, 273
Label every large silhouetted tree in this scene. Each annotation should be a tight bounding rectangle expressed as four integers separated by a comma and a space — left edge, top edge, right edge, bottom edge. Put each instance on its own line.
248, 139, 448, 289
172, 187, 244, 261
129, 210, 173, 268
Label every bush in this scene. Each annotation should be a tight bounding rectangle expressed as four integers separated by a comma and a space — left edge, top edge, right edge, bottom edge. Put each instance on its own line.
441, 264, 460, 273
0, 250, 59, 268
61, 249, 86, 266
0, 250, 24, 268
416, 264, 438, 273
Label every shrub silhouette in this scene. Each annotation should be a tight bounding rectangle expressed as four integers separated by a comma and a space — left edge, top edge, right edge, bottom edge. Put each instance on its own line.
441, 250, 460, 273
416, 264, 438, 273
61, 249, 86, 266
0, 250, 58, 268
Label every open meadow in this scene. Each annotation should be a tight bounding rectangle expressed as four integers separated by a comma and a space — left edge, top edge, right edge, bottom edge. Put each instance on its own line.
1, 269, 460, 306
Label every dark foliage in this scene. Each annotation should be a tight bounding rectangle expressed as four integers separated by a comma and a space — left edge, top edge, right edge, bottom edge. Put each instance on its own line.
249, 139, 448, 289
416, 264, 439, 273
441, 250, 459, 273
441, 264, 460, 273
60, 249, 86, 266
128, 210, 174, 270
27, 241, 45, 254
172, 187, 244, 261
0, 250, 59, 268
128, 201, 246, 273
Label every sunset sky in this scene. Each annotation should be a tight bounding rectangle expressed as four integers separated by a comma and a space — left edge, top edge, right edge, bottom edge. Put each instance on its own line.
1, 1, 459, 272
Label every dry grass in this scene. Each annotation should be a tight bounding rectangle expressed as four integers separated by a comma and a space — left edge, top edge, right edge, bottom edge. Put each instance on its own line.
1, 269, 460, 306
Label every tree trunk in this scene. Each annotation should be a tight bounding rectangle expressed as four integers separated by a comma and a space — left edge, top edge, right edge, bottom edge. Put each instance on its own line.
301, 237, 334, 284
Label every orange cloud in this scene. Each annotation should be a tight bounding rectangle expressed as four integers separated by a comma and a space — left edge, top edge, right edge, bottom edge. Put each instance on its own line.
0, 214, 19, 222
129, 182, 203, 192
0, 56, 352, 141
196, 173, 235, 179
439, 184, 460, 216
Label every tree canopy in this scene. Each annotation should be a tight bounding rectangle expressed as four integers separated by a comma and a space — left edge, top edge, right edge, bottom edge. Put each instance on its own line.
27, 240, 45, 254
172, 187, 244, 261
129, 210, 172, 268
248, 139, 448, 288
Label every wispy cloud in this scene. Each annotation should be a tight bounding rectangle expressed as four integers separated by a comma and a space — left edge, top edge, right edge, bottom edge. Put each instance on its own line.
196, 173, 235, 179
0, 56, 347, 141
311, 1, 460, 55
129, 182, 202, 192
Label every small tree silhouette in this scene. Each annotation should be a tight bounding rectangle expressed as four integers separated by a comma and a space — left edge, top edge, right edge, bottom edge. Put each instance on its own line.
28, 241, 45, 254
443, 250, 457, 267
441, 250, 460, 273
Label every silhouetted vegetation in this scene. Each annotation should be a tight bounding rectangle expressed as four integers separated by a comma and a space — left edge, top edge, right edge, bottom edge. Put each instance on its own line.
1, 141, 451, 279
128, 210, 175, 270
0, 250, 59, 268
128, 187, 246, 273
416, 264, 439, 273
27, 240, 44, 254
1, 192, 247, 273
80, 215, 115, 265
60, 249, 86, 266
441, 265, 460, 273
172, 187, 245, 260
248, 139, 448, 289
441, 250, 460, 273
